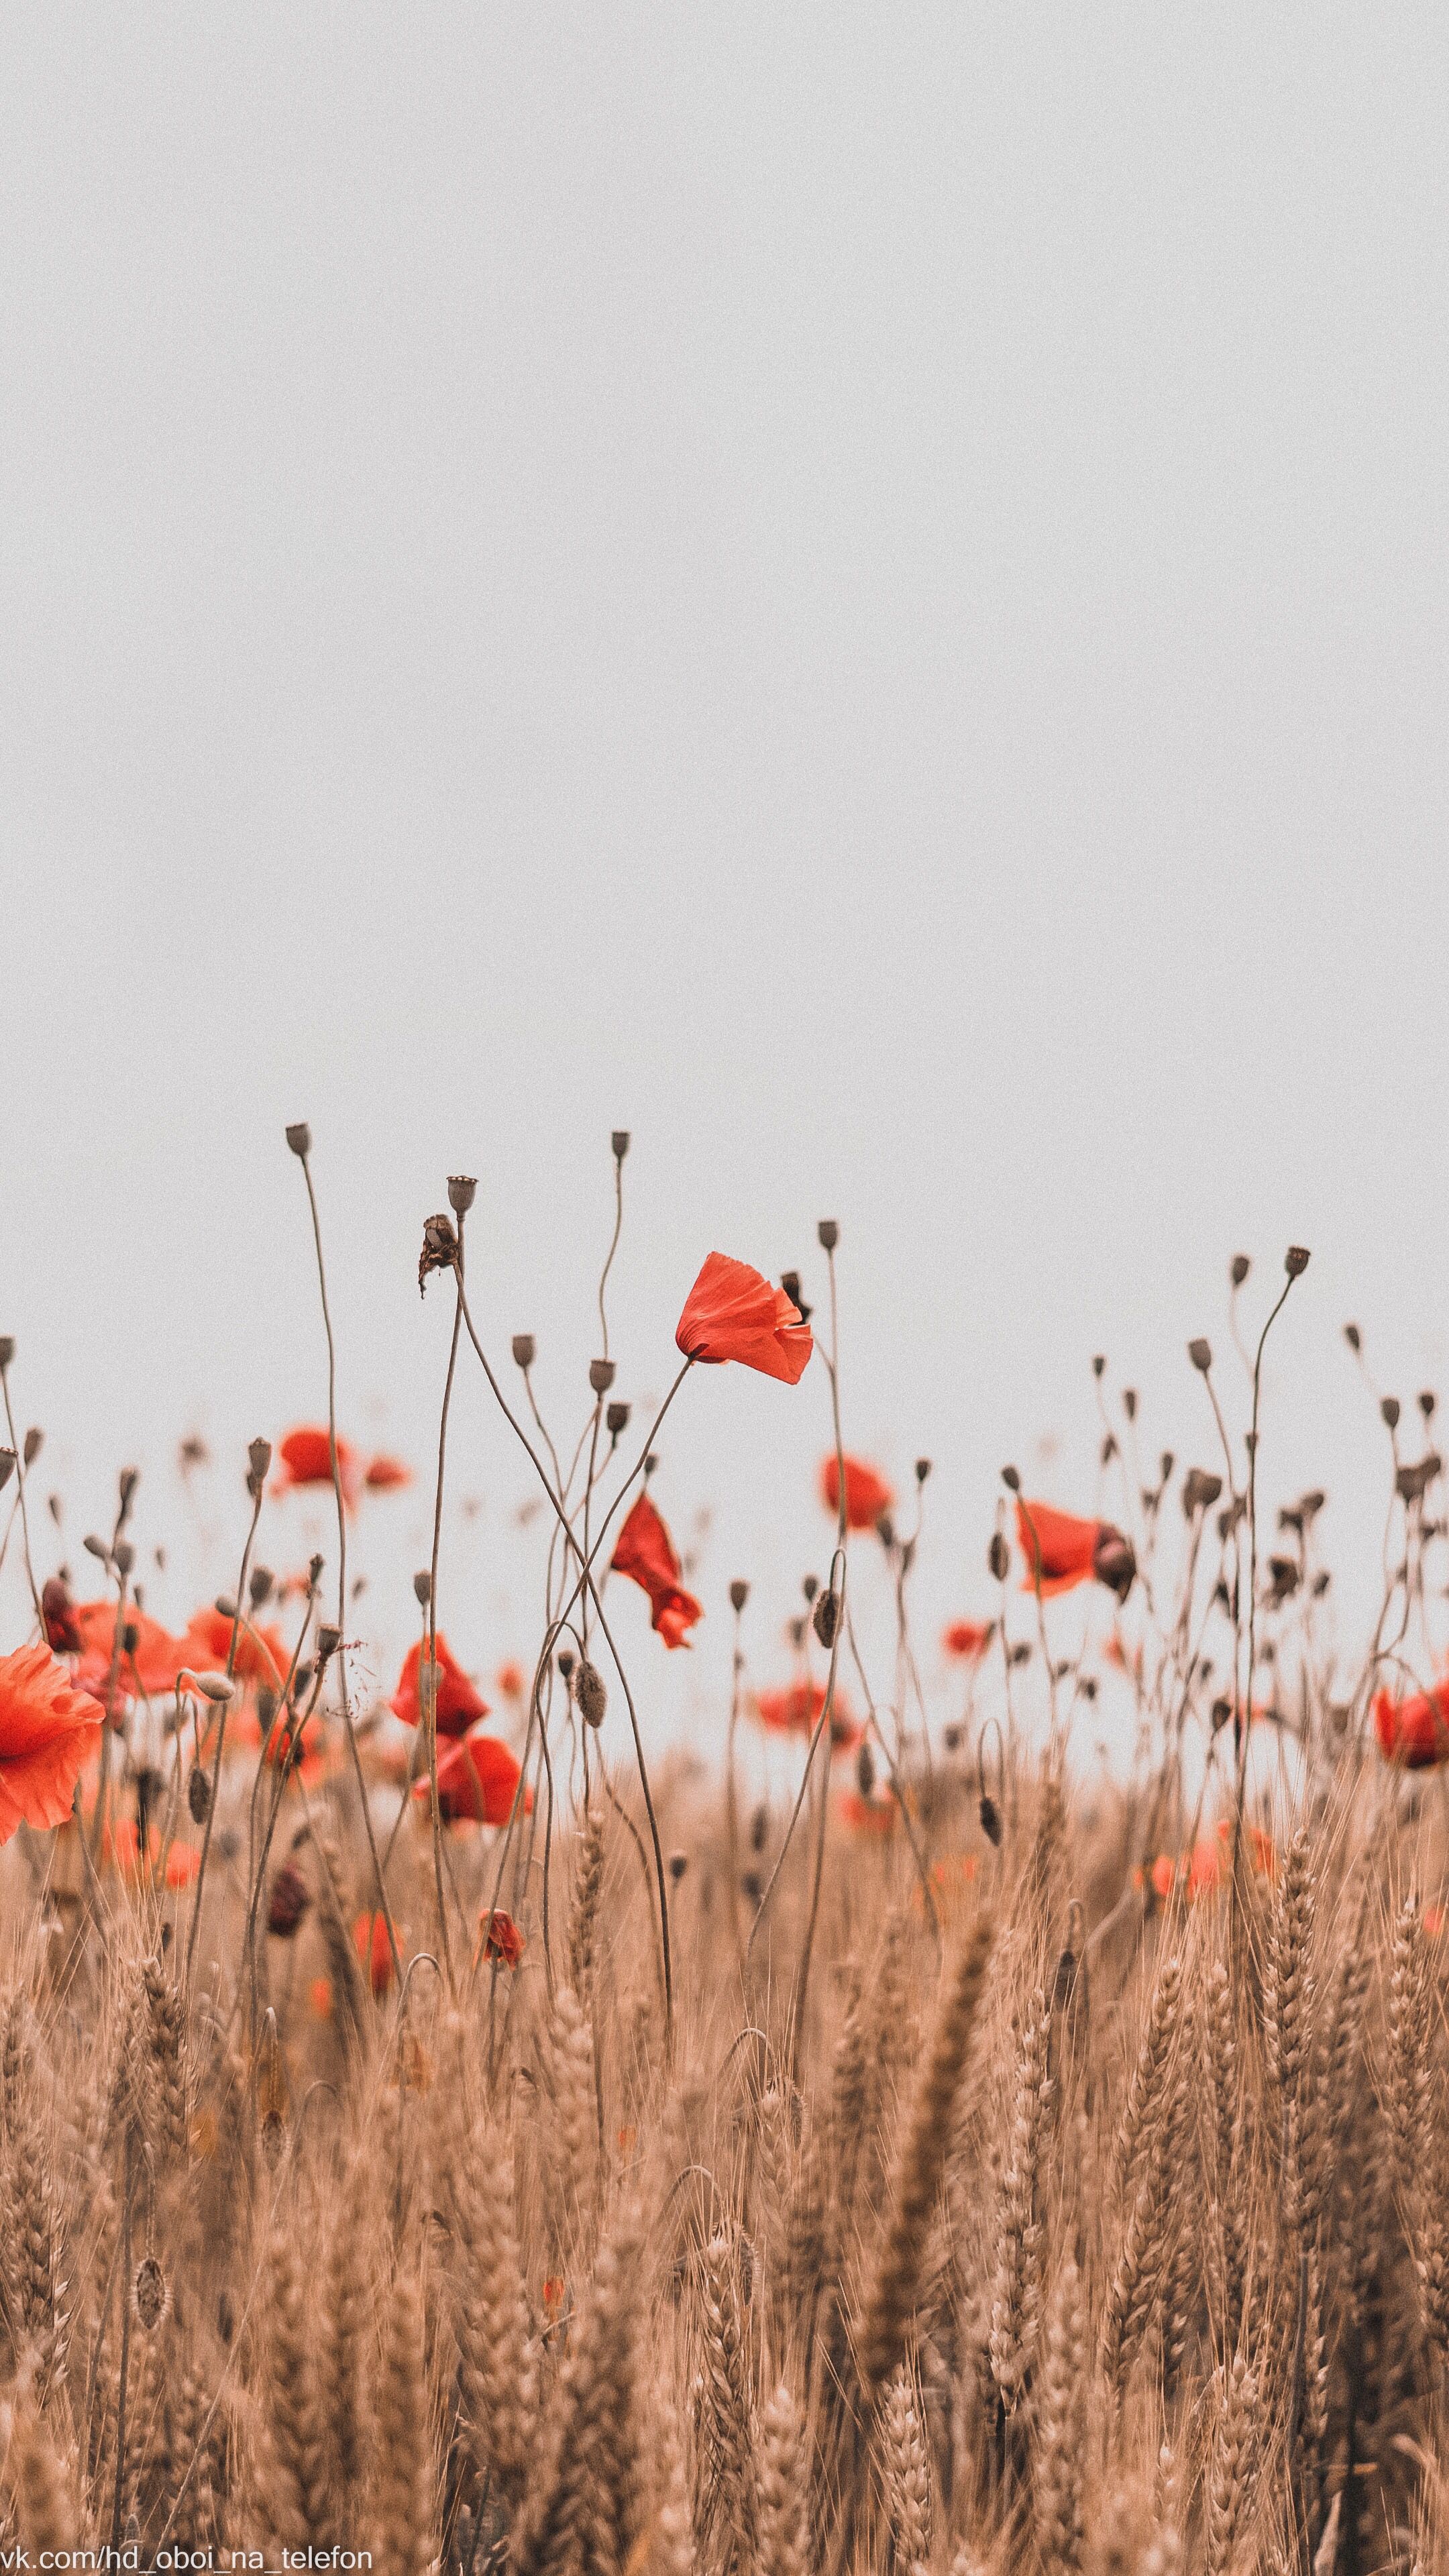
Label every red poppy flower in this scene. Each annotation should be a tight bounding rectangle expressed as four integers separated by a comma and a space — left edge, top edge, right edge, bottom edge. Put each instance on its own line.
0, 1646, 105, 1842
73, 1603, 193, 1699
181, 1605, 289, 1688
277, 1426, 360, 1508
753, 1680, 863, 1754
820, 1454, 894, 1532
414, 1729, 526, 1826
943, 1618, 994, 1662
1376, 1684, 1449, 1770
364, 1454, 411, 1493
353, 1910, 396, 1997
1015, 1501, 1136, 1603
389, 1635, 489, 1738
164, 1839, 202, 1890
478, 1907, 525, 1969
610, 1493, 704, 1651
674, 1253, 813, 1384
42, 1576, 82, 1658
1150, 1854, 1176, 1900
839, 1790, 896, 1836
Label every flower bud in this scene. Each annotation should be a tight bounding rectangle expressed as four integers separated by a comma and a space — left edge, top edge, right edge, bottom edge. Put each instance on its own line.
117, 1466, 139, 1515
816, 1219, 839, 1252
83, 1533, 109, 1562
1123, 1389, 1137, 1421
122, 1619, 139, 1655
667, 1849, 688, 1881
512, 1334, 536, 1371
1382, 1396, 1401, 1430
589, 1358, 617, 1394
268, 1861, 310, 1938
187, 1765, 211, 1823
988, 1533, 1010, 1582
0, 1338, 13, 1371
801, 1574, 818, 1603
413, 1570, 431, 1607
185, 1672, 233, 1705
915, 1458, 931, 1484
1188, 1338, 1212, 1373
1421, 1391, 1438, 1421
1230, 1253, 1250, 1287
812, 1589, 839, 1649
1001, 1464, 1020, 1493
113, 1540, 133, 1578
574, 1659, 607, 1728
557, 1649, 576, 1682
23, 1428, 42, 1466
855, 1742, 875, 1799
1344, 1322, 1361, 1353
214, 1595, 237, 1622
1091, 1353, 1105, 1378
979, 1793, 1002, 1847
729, 1580, 749, 1614
250, 1566, 274, 1608
285, 1122, 312, 1158
1285, 1245, 1310, 1277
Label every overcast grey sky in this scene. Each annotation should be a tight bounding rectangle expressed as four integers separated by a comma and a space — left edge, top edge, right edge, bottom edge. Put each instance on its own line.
1, 9, 1446, 1735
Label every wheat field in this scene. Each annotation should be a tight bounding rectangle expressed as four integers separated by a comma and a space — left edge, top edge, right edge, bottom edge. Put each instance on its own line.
1, 1159, 1446, 2576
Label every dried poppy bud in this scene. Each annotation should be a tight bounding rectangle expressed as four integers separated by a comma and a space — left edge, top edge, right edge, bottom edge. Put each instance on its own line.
741, 1870, 763, 1906
1344, 1322, 1361, 1352
215, 1595, 237, 1622
557, 1650, 575, 1682
612, 1130, 631, 1162
285, 1122, 312, 1158
606, 1401, 630, 1437
117, 1466, 139, 1517
1091, 1354, 1105, 1378
1285, 1246, 1310, 1277
291, 1662, 313, 1698
1188, 1338, 1213, 1373
1124, 1389, 1137, 1421
1101, 1434, 1117, 1466
1230, 1253, 1250, 1287
816, 1220, 839, 1252
875, 1512, 895, 1550
0, 1338, 13, 1371
250, 1566, 274, 1609
1383, 1397, 1401, 1430
268, 1862, 310, 1938
915, 1458, 931, 1484
988, 1533, 1010, 1582
749, 1803, 769, 1853
248, 1438, 272, 1483
979, 1793, 1003, 1847
1092, 1528, 1137, 1604
855, 1742, 875, 1799
447, 1174, 477, 1215
413, 1570, 431, 1607
667, 1850, 688, 1881
1001, 1464, 1020, 1493
812, 1588, 839, 1649
1312, 1569, 1330, 1596
316, 1625, 341, 1664
574, 1660, 607, 1728
589, 1358, 616, 1394
801, 1574, 818, 1603
308, 1552, 325, 1587
512, 1334, 536, 1371
1211, 1697, 1233, 1735
188, 1672, 233, 1705
19, 1428, 41, 1471
1160, 1451, 1174, 1483
418, 1211, 459, 1295
943, 1723, 961, 1753
0, 1453, 12, 1495
122, 1620, 140, 1656
133, 2255, 169, 2333
1011, 1640, 1032, 1666
1421, 1391, 1438, 1421
788, 1615, 806, 1649
1182, 1467, 1223, 1517
729, 1580, 749, 1614
186, 1765, 211, 1824
83, 1532, 109, 1562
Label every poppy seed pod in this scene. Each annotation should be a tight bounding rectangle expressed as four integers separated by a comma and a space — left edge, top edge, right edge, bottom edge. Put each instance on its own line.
187, 1764, 211, 1823
729, 1580, 749, 1614
113, 1540, 133, 1578
1231, 1253, 1250, 1287
268, 1862, 310, 1938
788, 1616, 806, 1650
855, 1741, 875, 1799
133, 2255, 169, 2333
1091, 1354, 1105, 1379
83, 1533, 109, 1562
1188, 1338, 1213, 1373
117, 1466, 139, 1516
250, 1566, 274, 1609
23, 1429, 42, 1467
512, 1334, 536, 1371
284, 1122, 312, 1159
612, 1130, 631, 1162
447, 1175, 477, 1216
749, 1804, 768, 1853
988, 1533, 1010, 1583
606, 1401, 630, 1437
916, 1458, 931, 1484
817, 1220, 839, 1252
557, 1650, 575, 1681
979, 1792, 1003, 1847
812, 1588, 839, 1649
1285, 1245, 1310, 1277
1001, 1465, 1020, 1493
1344, 1322, 1362, 1352
875, 1511, 895, 1549
943, 1723, 961, 1753
1093, 1528, 1137, 1604
316, 1624, 341, 1664
248, 1438, 272, 1483
0, 1454, 13, 1495
292, 1662, 314, 1697
574, 1659, 607, 1728
589, 1358, 617, 1394
0, 1338, 13, 1370
667, 1849, 688, 1881
1421, 1391, 1438, 1420
1383, 1397, 1401, 1431
413, 1570, 431, 1607
1123, 1390, 1137, 1422
215, 1595, 237, 1622
802, 1574, 818, 1603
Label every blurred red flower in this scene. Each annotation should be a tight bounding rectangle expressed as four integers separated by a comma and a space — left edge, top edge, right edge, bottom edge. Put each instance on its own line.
364, 1454, 411, 1492
674, 1254, 812, 1384
839, 1790, 896, 1835
610, 1494, 703, 1651
495, 1660, 527, 1701
0, 1646, 104, 1841
390, 1635, 489, 1738
820, 1454, 894, 1532
353, 1910, 396, 1997
943, 1618, 993, 1661
754, 1680, 862, 1754
478, 1907, 525, 1969
164, 1839, 202, 1890
277, 1427, 360, 1507
1015, 1501, 1136, 1603
182, 1605, 289, 1688
73, 1603, 192, 1699
1375, 1684, 1449, 1770
415, 1729, 525, 1826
